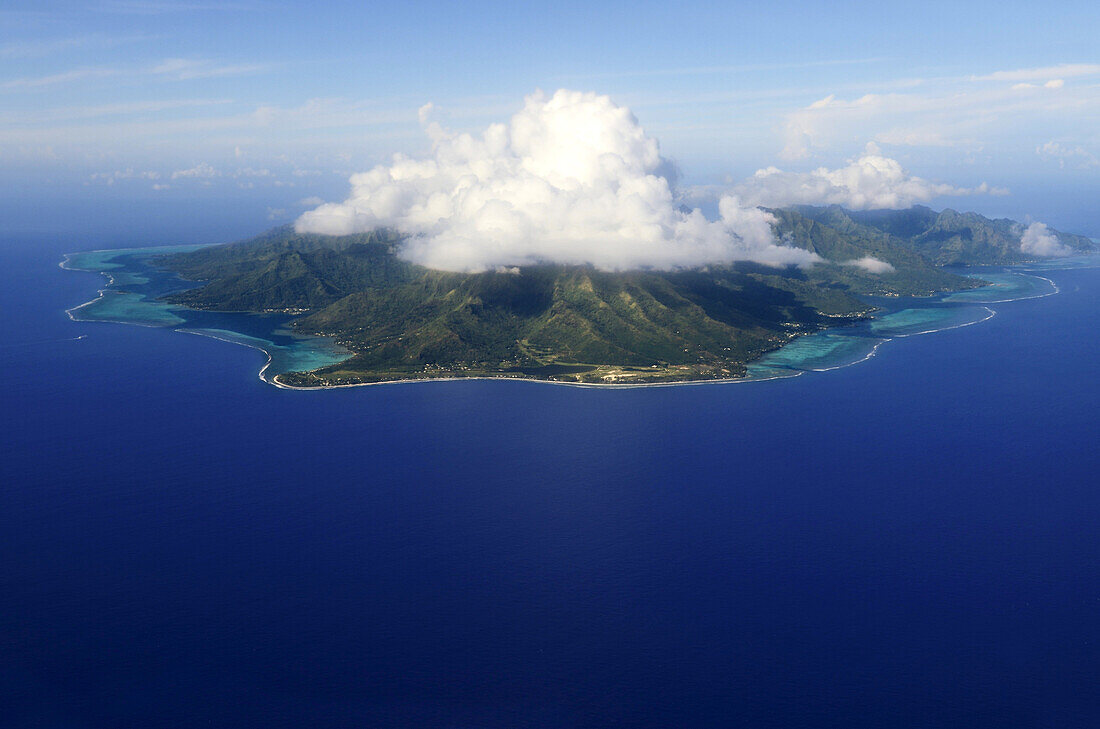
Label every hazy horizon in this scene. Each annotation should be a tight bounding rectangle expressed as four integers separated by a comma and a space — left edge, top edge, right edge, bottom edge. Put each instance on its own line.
3, 0, 1099, 244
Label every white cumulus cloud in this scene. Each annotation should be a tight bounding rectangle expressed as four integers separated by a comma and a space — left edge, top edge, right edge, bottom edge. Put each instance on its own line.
733, 145, 999, 210
1020, 222, 1072, 257
296, 89, 818, 272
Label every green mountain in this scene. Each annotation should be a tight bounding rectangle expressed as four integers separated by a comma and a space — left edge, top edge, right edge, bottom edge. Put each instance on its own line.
792, 205, 1094, 265
768, 207, 973, 296
157, 204, 1085, 387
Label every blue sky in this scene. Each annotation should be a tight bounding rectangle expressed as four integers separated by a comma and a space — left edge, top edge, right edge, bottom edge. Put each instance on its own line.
2, 0, 1099, 241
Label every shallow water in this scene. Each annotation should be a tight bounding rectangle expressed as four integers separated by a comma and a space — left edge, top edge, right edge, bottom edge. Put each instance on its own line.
747, 331, 886, 376
869, 305, 994, 337
942, 271, 1058, 303
63, 247, 352, 380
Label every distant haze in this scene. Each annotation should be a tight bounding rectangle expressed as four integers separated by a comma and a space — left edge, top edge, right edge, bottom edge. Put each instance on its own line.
3, 3, 1097, 243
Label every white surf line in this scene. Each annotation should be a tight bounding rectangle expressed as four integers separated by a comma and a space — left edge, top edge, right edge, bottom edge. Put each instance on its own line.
62, 254, 124, 321
809, 338, 892, 372
64, 264, 146, 316
881, 306, 997, 338
65, 285, 112, 320
63, 256, 187, 329
805, 305, 996, 373
171, 328, 348, 388
956, 273, 1060, 304
806, 301, 998, 371
59, 252, 102, 271
60, 248, 125, 264
65, 291, 181, 329
174, 328, 285, 386
59, 251, 127, 272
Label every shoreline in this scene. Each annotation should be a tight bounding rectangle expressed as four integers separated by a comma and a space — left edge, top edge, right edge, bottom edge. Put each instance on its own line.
271, 369, 808, 391
181, 329, 809, 390
259, 301, 1003, 391
168, 327, 811, 391
61, 250, 1071, 393
282, 302, 1004, 391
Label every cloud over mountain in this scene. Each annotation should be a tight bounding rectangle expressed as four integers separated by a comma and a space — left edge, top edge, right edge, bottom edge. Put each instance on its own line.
844, 256, 896, 274
1019, 222, 1072, 257
296, 90, 818, 272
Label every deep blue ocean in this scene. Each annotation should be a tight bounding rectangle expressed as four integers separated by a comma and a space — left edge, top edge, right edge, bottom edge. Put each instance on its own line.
2, 232, 1099, 728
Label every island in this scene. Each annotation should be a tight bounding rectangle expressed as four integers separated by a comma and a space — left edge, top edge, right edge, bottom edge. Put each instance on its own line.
142, 205, 1092, 388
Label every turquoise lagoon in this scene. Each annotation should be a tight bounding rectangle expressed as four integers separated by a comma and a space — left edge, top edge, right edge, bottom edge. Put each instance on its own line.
65, 246, 1078, 385
745, 303, 994, 380
745, 269, 1069, 379
63, 246, 352, 383
942, 271, 1058, 303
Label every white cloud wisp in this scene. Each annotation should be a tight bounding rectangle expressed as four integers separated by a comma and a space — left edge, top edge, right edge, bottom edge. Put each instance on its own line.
296, 90, 818, 272
779, 64, 1100, 161
844, 256, 896, 274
